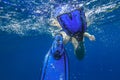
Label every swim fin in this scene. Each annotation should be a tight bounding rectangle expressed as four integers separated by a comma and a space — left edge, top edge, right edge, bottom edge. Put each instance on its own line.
41, 34, 69, 80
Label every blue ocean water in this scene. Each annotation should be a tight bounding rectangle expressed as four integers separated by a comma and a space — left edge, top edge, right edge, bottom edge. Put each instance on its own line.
0, 0, 120, 80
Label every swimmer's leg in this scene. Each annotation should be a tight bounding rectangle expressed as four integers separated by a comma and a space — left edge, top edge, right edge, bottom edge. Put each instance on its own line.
72, 38, 85, 60
75, 41, 85, 60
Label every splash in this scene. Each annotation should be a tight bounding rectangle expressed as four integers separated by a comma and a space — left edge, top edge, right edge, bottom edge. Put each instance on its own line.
0, 0, 119, 36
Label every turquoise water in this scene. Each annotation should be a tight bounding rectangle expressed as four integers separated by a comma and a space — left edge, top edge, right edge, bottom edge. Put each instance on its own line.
0, 0, 120, 80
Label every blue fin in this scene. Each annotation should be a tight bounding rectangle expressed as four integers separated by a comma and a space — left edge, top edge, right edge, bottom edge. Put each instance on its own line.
41, 34, 69, 80
57, 9, 87, 36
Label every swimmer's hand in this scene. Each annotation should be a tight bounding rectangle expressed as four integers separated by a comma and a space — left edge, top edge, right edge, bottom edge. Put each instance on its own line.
49, 18, 61, 28
89, 35, 95, 41
84, 32, 95, 41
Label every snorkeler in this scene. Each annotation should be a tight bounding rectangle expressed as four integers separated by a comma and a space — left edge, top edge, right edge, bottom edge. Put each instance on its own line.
50, 8, 95, 60
41, 8, 95, 80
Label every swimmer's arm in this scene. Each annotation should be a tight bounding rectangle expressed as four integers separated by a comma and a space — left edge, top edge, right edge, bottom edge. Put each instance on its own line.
84, 32, 95, 41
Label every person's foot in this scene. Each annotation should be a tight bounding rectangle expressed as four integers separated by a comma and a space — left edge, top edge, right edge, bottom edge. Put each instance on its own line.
52, 34, 64, 60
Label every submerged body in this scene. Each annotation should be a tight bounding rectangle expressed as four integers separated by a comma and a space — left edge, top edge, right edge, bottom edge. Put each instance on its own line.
51, 8, 95, 60
41, 8, 95, 80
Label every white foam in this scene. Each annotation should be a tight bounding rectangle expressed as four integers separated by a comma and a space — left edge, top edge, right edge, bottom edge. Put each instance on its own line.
0, 0, 119, 36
